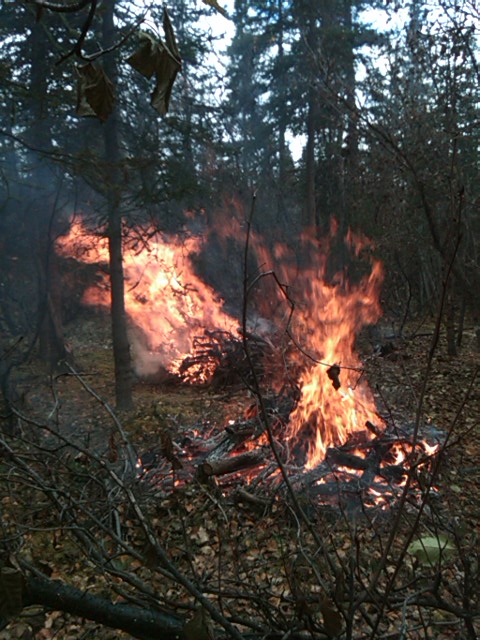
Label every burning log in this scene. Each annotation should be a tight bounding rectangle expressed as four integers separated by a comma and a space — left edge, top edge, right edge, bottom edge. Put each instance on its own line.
199, 450, 265, 478
178, 329, 279, 389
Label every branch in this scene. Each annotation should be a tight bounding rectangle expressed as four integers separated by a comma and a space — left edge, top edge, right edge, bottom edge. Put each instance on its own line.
22, 574, 184, 640
24, 0, 93, 13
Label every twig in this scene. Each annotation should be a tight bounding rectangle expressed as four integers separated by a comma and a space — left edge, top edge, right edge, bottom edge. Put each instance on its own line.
62, 361, 137, 470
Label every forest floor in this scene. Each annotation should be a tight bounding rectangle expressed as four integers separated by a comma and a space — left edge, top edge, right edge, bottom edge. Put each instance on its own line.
1, 313, 479, 639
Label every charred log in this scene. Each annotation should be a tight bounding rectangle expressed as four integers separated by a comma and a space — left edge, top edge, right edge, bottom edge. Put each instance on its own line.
200, 450, 266, 478
21, 574, 183, 640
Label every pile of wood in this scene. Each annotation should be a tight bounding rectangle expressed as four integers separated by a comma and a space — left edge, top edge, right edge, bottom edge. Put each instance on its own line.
137, 391, 440, 512
177, 329, 282, 390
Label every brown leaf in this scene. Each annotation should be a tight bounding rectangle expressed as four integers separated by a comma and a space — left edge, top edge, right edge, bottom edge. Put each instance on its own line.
126, 32, 162, 80
151, 49, 181, 116
127, 9, 181, 116
182, 607, 215, 640
160, 431, 183, 470
143, 542, 161, 570
108, 431, 118, 463
76, 63, 115, 122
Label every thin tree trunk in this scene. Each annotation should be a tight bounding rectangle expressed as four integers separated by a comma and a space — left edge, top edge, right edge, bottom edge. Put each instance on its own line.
102, 0, 133, 410
303, 91, 317, 230
28, 21, 67, 370
276, 0, 288, 226
341, 0, 358, 235
23, 575, 184, 640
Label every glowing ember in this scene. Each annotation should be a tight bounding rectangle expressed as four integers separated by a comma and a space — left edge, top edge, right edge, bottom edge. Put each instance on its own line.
56, 220, 238, 379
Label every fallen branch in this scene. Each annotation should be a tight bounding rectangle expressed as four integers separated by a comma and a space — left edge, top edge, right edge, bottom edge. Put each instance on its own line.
200, 450, 265, 478
22, 574, 184, 640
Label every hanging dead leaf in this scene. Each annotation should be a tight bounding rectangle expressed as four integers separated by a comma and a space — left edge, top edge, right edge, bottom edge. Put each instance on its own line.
0, 567, 24, 619
327, 364, 341, 390
108, 431, 118, 463
143, 542, 161, 570
162, 6, 181, 62
126, 31, 163, 79
76, 63, 115, 122
151, 54, 181, 115
127, 9, 181, 116
320, 598, 342, 638
202, 0, 229, 18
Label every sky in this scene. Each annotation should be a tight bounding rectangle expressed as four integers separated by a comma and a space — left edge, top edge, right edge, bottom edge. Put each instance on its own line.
196, 1, 409, 161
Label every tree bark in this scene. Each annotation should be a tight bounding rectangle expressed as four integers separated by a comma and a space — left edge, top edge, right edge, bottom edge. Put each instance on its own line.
22, 575, 183, 640
102, 0, 133, 410
19, 574, 313, 640
28, 21, 67, 370
303, 91, 317, 230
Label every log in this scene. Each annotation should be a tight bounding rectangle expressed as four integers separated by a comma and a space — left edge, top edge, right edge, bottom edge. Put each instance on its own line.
234, 487, 270, 508
201, 450, 265, 477
325, 448, 370, 471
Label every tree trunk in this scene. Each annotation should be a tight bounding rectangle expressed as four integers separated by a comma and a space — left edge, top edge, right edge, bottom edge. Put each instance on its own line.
341, 0, 358, 235
102, 0, 133, 410
28, 21, 67, 370
276, 0, 288, 226
303, 91, 317, 230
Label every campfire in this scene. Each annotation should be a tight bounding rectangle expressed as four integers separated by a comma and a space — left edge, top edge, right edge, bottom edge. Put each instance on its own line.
56, 217, 440, 509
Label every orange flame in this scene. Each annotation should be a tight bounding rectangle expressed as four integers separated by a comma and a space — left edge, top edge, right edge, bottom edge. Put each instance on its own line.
57, 216, 384, 470
251, 224, 384, 468
56, 221, 238, 379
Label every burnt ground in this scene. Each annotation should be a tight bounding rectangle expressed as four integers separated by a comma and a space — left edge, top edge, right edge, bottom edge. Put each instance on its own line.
1, 312, 479, 639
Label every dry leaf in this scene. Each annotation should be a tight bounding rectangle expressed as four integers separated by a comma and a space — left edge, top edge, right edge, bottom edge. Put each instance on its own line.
76, 63, 115, 122
127, 9, 181, 116
327, 364, 341, 390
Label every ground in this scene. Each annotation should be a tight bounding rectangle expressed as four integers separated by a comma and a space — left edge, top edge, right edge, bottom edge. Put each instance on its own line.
0, 313, 479, 639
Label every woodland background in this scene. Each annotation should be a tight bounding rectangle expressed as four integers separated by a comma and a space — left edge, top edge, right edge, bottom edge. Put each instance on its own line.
0, 1, 479, 639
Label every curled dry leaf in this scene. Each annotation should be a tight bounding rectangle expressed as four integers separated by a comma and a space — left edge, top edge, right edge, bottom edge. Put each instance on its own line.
76, 63, 115, 122
126, 8, 181, 116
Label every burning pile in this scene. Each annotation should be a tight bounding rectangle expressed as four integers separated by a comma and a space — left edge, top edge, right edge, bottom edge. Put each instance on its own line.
56, 216, 439, 504
56, 220, 239, 380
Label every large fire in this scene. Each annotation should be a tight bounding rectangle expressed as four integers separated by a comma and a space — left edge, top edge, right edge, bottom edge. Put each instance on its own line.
56, 216, 384, 469
56, 220, 238, 379
254, 223, 384, 468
